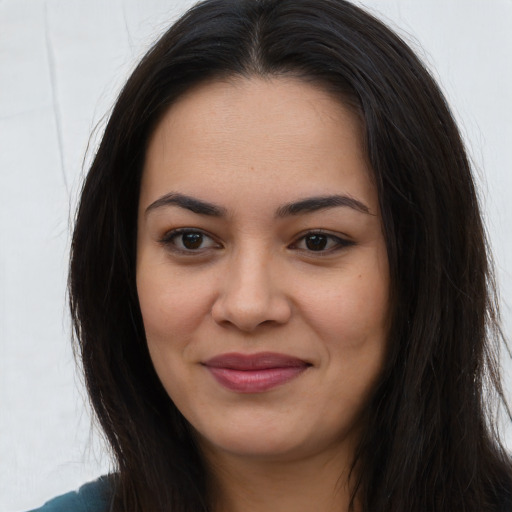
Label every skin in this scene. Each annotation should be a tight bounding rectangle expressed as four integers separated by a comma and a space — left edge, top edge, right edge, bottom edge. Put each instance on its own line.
136, 77, 390, 512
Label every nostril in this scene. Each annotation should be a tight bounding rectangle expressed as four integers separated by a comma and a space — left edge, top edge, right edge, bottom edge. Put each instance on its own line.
211, 290, 292, 332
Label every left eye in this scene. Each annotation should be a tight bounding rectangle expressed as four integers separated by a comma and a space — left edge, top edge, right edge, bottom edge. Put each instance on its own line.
293, 232, 351, 252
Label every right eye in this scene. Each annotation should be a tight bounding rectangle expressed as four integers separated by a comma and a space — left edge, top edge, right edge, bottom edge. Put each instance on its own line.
160, 229, 220, 253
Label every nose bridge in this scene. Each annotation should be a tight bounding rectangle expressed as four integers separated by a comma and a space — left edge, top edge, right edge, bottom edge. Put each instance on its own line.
212, 240, 290, 331
233, 243, 272, 302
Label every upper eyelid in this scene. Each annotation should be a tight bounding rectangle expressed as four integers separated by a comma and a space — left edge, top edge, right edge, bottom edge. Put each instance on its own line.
159, 227, 216, 242
291, 229, 352, 242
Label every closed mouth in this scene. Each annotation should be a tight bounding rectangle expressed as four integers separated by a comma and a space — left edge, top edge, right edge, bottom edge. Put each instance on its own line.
202, 352, 311, 393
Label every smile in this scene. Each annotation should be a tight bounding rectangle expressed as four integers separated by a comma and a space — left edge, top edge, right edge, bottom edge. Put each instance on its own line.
202, 352, 311, 393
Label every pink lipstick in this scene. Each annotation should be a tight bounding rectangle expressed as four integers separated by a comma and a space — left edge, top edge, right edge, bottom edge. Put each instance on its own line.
203, 352, 310, 393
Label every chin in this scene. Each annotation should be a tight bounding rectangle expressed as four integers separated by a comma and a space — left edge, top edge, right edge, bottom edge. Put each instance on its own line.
194, 417, 352, 464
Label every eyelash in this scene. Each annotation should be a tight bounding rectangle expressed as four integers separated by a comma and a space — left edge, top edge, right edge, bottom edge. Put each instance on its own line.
158, 228, 221, 254
290, 230, 355, 254
159, 228, 354, 256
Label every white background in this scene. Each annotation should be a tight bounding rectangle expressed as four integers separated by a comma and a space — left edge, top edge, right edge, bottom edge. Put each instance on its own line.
1, 1, 511, 510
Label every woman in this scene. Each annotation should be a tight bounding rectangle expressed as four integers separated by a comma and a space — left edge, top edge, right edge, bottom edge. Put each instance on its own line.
30, 0, 511, 510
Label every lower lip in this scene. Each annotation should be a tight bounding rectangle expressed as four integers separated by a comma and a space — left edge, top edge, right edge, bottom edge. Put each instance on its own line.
206, 366, 308, 393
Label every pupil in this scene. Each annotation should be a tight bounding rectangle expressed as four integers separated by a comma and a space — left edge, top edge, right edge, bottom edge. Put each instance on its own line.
305, 234, 327, 251
182, 232, 203, 249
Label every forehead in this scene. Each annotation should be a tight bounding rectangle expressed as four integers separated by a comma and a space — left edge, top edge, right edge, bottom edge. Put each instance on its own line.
141, 76, 376, 214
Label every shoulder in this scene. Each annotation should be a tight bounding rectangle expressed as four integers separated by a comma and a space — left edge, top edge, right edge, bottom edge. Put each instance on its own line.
26, 476, 113, 512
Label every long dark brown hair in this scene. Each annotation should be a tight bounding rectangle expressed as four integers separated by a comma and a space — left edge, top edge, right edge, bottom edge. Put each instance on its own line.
69, 0, 512, 510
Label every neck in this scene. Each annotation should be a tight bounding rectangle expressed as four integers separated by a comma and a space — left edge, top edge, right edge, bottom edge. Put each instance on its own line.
204, 445, 360, 512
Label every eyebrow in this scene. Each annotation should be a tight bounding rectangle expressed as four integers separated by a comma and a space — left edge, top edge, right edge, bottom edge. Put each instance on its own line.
145, 192, 371, 218
145, 192, 227, 217
275, 195, 371, 217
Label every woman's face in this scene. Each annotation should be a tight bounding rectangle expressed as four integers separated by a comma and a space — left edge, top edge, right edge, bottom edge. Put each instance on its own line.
136, 77, 389, 463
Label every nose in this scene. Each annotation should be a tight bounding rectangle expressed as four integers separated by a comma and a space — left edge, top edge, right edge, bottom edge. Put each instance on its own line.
211, 249, 292, 332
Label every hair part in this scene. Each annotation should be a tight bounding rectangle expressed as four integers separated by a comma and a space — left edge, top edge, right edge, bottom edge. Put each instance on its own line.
69, 1, 511, 511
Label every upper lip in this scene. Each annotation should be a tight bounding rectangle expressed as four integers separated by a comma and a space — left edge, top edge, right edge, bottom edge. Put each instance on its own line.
203, 352, 310, 370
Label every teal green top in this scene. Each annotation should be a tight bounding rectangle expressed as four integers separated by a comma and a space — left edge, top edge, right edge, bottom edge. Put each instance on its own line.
27, 476, 112, 512
25, 474, 511, 511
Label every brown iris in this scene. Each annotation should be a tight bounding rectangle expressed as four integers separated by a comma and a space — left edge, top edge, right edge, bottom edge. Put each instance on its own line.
181, 232, 203, 249
305, 234, 328, 251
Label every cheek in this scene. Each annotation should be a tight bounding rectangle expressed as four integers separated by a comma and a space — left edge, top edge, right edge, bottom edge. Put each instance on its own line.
136, 263, 213, 350
136, 267, 204, 399
299, 257, 389, 405
301, 268, 389, 346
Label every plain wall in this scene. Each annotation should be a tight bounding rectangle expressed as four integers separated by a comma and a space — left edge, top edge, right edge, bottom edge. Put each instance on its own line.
1, 1, 511, 510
